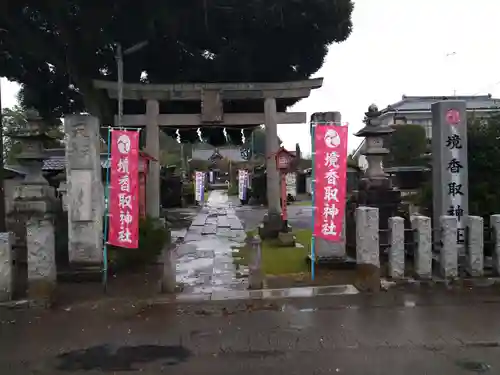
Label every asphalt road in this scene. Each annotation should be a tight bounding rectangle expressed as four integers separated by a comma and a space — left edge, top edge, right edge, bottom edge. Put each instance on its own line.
1, 290, 499, 374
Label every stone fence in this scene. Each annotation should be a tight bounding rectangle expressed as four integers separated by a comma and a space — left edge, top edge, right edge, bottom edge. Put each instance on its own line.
356, 206, 500, 280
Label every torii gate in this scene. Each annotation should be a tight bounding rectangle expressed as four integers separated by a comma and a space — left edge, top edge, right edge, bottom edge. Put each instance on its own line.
93, 79, 323, 222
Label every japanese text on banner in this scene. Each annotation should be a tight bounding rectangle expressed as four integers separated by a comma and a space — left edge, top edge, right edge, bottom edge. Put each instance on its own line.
313, 125, 348, 241
108, 130, 140, 249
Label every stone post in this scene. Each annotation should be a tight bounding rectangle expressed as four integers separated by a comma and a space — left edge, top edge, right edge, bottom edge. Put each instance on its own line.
388, 216, 405, 278
411, 215, 432, 279
146, 99, 160, 219
491, 214, 500, 275
466, 216, 484, 277
248, 235, 263, 289
160, 249, 176, 294
440, 215, 458, 279
64, 115, 103, 269
11, 110, 57, 305
355, 207, 380, 291
0, 233, 14, 302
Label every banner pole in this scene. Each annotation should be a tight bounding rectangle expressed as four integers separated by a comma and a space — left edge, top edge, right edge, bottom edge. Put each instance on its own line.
311, 122, 316, 281
102, 127, 112, 292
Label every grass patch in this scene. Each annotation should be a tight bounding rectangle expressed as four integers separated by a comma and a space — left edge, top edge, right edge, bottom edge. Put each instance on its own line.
234, 229, 311, 276
293, 200, 312, 206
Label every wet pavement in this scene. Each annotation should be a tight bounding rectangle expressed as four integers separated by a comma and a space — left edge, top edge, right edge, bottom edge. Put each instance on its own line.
175, 190, 248, 295
1, 288, 500, 374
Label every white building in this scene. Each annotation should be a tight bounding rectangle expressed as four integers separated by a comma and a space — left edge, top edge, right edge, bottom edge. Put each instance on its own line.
353, 94, 500, 170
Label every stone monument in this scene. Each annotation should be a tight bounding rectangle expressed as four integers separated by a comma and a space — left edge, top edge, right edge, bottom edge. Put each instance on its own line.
64, 115, 104, 275
10, 110, 57, 305
431, 101, 468, 253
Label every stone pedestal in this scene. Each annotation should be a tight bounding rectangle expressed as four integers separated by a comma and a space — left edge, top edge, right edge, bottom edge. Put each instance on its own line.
356, 186, 401, 250
10, 110, 58, 305
27, 216, 56, 304
258, 212, 283, 240
64, 115, 103, 268
0, 233, 14, 302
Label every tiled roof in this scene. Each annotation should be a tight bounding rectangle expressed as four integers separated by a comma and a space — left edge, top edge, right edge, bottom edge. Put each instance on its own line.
382, 95, 500, 113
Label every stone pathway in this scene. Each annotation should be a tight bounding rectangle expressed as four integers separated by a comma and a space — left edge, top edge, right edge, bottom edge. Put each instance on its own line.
175, 190, 248, 295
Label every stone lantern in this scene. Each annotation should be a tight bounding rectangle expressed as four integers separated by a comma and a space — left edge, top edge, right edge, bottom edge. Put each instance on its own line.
9, 109, 57, 306
353, 104, 401, 253
354, 104, 394, 187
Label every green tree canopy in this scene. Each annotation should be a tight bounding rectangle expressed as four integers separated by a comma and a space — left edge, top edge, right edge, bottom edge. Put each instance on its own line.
0, 0, 353, 145
467, 114, 500, 217
384, 124, 428, 168
2, 106, 64, 164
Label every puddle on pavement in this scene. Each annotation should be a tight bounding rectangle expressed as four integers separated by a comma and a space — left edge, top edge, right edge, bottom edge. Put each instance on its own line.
56, 344, 191, 371
455, 359, 491, 373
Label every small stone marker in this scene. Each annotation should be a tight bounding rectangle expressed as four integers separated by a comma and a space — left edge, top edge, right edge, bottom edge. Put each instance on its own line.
411, 215, 432, 279
388, 216, 405, 278
440, 215, 458, 279
355, 207, 380, 292
0, 232, 14, 302
248, 235, 263, 289
466, 216, 484, 277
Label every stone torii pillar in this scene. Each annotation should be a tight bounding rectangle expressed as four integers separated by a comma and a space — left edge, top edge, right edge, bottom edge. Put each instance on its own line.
264, 97, 282, 216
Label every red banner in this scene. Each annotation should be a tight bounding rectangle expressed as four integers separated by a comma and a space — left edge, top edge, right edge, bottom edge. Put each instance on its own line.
313, 124, 348, 241
108, 130, 140, 248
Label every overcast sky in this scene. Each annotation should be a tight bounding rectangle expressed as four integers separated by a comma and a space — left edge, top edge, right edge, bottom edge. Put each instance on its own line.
2, 0, 500, 153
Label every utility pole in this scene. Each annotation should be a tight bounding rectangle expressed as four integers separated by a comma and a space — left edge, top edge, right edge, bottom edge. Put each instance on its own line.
0, 78, 6, 232
115, 43, 124, 127
114, 40, 149, 127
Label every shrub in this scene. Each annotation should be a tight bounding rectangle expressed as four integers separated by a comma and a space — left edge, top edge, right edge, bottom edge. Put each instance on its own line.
107, 216, 171, 271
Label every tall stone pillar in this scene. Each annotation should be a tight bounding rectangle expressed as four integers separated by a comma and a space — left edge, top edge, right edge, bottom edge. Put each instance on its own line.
146, 99, 160, 219
431, 101, 468, 254
259, 97, 283, 239
64, 115, 103, 268
11, 110, 57, 305
264, 97, 281, 214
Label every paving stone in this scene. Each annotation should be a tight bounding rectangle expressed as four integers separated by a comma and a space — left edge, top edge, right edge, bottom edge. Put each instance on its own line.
217, 216, 231, 228
202, 224, 217, 235
191, 214, 208, 227
176, 190, 249, 297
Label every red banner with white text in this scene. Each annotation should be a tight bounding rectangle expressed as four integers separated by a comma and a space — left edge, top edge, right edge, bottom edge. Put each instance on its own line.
313, 124, 348, 241
108, 130, 140, 248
